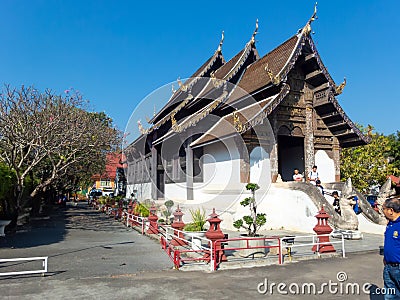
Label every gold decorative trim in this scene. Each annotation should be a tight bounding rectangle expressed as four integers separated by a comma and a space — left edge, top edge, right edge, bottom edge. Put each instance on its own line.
301, 2, 318, 36
217, 31, 224, 52
177, 77, 187, 92
233, 111, 243, 132
137, 120, 147, 134
335, 77, 346, 95
264, 63, 280, 85
251, 19, 259, 44
171, 84, 176, 95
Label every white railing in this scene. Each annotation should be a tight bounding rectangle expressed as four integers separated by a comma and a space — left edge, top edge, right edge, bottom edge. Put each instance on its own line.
0, 256, 48, 277
279, 233, 345, 263
159, 225, 214, 271
126, 213, 148, 234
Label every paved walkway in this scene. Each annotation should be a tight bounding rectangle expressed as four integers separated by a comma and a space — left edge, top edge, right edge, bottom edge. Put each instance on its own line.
0, 203, 171, 280
0, 203, 390, 299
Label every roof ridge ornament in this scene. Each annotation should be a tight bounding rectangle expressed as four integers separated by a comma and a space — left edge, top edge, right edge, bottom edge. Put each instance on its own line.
137, 120, 147, 135
171, 84, 176, 95
264, 63, 280, 85
217, 31, 224, 53
335, 77, 346, 95
301, 2, 318, 36
177, 77, 188, 92
250, 19, 259, 44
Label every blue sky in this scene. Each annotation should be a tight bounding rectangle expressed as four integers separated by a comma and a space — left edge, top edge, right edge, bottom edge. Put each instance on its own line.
0, 0, 398, 136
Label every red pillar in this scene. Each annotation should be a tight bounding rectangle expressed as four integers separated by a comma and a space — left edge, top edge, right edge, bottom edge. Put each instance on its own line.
203, 208, 227, 264
147, 203, 159, 234
312, 206, 336, 253
170, 205, 187, 246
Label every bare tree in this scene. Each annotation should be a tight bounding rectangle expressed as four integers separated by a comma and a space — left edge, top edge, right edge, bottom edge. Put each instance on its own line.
0, 85, 120, 215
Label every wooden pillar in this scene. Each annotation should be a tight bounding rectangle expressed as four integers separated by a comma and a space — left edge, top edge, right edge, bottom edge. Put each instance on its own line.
234, 136, 249, 183
270, 116, 279, 182
151, 145, 158, 200
304, 85, 315, 175
333, 138, 341, 182
186, 138, 194, 200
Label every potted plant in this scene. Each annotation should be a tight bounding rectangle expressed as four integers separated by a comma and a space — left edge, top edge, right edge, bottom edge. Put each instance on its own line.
233, 183, 267, 257
161, 200, 174, 225
183, 207, 207, 250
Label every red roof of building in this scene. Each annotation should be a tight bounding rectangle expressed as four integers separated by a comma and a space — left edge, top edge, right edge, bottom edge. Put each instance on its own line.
389, 175, 400, 186
91, 153, 126, 181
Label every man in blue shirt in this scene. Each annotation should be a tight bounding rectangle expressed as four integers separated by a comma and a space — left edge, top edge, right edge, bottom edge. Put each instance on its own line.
382, 197, 400, 299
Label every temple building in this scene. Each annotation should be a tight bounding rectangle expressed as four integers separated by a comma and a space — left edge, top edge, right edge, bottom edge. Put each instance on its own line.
124, 7, 369, 207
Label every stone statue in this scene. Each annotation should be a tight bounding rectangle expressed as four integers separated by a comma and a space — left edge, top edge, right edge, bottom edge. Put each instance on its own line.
375, 178, 396, 223
335, 178, 359, 231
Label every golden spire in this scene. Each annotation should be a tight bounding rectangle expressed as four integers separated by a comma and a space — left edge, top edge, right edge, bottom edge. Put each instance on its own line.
335, 77, 346, 94
250, 19, 259, 44
301, 2, 318, 36
217, 31, 224, 52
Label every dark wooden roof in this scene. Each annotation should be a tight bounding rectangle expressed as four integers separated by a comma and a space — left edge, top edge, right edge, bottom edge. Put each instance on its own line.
150, 51, 225, 124
131, 18, 370, 150
237, 35, 299, 95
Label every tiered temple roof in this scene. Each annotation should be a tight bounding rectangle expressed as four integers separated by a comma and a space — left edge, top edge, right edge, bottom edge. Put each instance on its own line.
131, 6, 369, 152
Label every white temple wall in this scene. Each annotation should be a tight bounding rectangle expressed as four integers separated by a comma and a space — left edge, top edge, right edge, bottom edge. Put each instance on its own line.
250, 146, 272, 190
202, 138, 241, 191
126, 182, 152, 200
315, 150, 335, 183
165, 182, 187, 201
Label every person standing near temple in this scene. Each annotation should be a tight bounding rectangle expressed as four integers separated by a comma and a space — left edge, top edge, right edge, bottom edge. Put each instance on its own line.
382, 197, 400, 298
293, 168, 304, 182
307, 165, 319, 185
332, 191, 341, 215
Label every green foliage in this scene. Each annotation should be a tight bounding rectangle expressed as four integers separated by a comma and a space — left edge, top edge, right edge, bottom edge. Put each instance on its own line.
164, 200, 174, 208
134, 202, 150, 217
388, 131, 400, 173
233, 183, 266, 237
0, 163, 17, 217
161, 200, 174, 224
240, 197, 252, 207
185, 207, 206, 231
245, 183, 260, 192
340, 126, 399, 193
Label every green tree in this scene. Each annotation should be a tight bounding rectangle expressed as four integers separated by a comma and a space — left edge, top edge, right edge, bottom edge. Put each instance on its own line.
340, 125, 399, 193
387, 131, 400, 173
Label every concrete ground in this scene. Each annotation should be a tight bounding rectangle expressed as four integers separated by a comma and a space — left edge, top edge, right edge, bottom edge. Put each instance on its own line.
0, 203, 391, 300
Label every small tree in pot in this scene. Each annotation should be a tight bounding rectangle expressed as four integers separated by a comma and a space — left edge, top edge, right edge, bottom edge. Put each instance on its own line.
233, 183, 266, 237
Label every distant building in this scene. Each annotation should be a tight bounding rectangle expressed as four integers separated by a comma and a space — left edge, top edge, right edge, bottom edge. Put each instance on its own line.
91, 153, 126, 195
125, 9, 369, 201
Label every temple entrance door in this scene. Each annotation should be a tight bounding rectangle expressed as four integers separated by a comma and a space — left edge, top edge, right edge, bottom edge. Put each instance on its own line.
156, 170, 164, 199
278, 135, 304, 181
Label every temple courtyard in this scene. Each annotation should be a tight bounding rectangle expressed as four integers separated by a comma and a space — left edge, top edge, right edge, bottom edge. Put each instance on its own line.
0, 202, 387, 299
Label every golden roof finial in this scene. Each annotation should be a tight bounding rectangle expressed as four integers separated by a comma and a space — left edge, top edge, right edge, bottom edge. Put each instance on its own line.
137, 120, 146, 134
171, 84, 176, 95
217, 31, 224, 52
177, 77, 187, 92
302, 2, 318, 36
335, 77, 346, 94
251, 19, 259, 44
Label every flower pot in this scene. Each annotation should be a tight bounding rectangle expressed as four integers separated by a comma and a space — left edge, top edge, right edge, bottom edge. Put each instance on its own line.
238, 234, 266, 258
